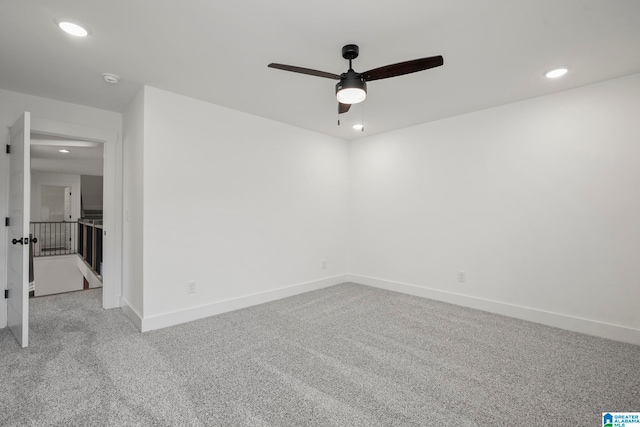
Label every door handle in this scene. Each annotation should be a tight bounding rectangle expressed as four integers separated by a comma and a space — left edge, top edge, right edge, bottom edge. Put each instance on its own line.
12, 238, 25, 245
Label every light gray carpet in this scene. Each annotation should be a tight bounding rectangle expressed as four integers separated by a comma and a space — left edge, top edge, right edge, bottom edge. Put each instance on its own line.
0, 283, 638, 426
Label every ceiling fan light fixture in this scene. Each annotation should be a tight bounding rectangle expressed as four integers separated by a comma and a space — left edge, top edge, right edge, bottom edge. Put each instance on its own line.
268, 44, 443, 114
336, 77, 367, 104
337, 88, 366, 104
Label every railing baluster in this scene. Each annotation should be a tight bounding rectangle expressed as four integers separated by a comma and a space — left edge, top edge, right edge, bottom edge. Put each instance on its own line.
29, 220, 103, 279
28, 221, 81, 257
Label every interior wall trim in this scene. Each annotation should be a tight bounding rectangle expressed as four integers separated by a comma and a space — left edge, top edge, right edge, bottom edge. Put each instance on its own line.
350, 274, 640, 345
140, 275, 350, 332
120, 298, 143, 332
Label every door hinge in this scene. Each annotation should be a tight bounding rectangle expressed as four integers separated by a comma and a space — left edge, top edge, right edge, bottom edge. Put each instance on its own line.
4, 289, 8, 299
5, 217, 9, 227
5, 144, 10, 154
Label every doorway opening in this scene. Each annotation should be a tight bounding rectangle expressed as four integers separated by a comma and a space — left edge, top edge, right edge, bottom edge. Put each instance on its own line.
4, 113, 121, 348
29, 134, 105, 297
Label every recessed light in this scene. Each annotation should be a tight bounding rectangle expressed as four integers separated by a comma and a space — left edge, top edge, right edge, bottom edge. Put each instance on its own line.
57, 21, 89, 37
353, 124, 364, 131
102, 73, 120, 84
59, 149, 70, 153
545, 67, 569, 79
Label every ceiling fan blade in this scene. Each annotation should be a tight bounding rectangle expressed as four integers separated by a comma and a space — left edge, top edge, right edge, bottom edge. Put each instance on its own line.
338, 102, 351, 114
361, 55, 444, 82
268, 63, 341, 80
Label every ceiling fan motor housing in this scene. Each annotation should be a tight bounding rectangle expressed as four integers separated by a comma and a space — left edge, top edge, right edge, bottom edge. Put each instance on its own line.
342, 44, 359, 60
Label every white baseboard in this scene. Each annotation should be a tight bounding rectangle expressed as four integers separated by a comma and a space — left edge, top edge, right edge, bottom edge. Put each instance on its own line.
350, 274, 640, 346
141, 275, 349, 332
120, 298, 143, 332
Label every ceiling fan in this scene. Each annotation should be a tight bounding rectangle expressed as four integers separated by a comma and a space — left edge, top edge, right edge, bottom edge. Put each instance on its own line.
268, 44, 443, 114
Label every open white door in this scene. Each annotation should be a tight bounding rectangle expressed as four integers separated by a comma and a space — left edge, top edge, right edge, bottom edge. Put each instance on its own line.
7, 112, 30, 348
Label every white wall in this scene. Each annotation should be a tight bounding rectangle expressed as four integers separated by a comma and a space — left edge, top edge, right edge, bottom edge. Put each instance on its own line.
0, 89, 122, 130
122, 88, 145, 324
349, 73, 640, 344
0, 88, 122, 329
33, 255, 83, 296
30, 172, 81, 221
31, 157, 103, 176
127, 86, 349, 330
81, 175, 104, 211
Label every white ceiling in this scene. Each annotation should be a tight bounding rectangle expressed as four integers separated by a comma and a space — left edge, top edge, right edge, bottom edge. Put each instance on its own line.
1, 0, 639, 141
31, 145, 100, 160
30, 134, 104, 174
30, 135, 103, 161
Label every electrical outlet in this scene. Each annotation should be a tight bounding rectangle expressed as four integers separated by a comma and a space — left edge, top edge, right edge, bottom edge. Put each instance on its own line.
187, 281, 196, 294
458, 271, 466, 283
322, 260, 327, 270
